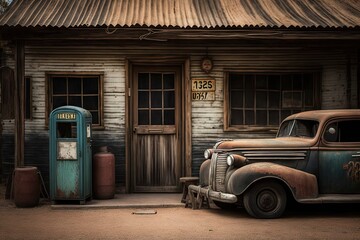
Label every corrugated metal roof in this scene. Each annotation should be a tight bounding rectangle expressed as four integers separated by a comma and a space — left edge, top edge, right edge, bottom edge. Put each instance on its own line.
0, 0, 359, 28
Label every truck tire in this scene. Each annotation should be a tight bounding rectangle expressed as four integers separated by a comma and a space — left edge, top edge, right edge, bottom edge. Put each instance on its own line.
243, 181, 287, 219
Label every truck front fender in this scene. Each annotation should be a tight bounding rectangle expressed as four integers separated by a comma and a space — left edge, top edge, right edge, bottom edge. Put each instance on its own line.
199, 159, 211, 186
227, 162, 318, 201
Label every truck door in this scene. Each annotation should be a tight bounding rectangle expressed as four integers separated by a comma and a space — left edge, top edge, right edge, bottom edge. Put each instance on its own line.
319, 119, 360, 194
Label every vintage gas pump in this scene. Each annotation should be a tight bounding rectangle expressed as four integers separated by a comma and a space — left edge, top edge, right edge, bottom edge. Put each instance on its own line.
49, 106, 92, 204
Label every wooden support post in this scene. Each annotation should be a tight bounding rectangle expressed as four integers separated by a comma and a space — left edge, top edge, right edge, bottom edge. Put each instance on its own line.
14, 40, 25, 167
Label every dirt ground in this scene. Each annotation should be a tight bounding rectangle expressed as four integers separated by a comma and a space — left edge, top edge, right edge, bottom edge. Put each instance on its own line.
1, 185, 360, 240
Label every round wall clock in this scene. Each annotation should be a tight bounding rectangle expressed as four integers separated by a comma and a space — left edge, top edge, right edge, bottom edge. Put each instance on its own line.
201, 57, 213, 74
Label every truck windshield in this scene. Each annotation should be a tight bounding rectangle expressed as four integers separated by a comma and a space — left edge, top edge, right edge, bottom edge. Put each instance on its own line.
277, 119, 319, 138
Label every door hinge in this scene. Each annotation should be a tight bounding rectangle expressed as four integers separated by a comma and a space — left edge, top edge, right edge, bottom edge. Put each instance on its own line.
128, 88, 131, 97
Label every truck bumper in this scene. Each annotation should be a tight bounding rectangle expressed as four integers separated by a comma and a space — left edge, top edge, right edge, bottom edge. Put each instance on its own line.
188, 184, 238, 205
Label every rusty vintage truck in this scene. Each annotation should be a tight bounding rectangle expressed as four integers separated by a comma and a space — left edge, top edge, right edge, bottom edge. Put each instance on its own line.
189, 110, 360, 218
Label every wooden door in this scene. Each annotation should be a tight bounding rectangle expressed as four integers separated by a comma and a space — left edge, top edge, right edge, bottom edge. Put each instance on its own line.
132, 66, 182, 192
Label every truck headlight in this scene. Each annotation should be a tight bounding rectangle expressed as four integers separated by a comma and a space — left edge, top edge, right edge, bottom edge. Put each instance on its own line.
227, 155, 234, 166
227, 154, 248, 167
204, 149, 213, 159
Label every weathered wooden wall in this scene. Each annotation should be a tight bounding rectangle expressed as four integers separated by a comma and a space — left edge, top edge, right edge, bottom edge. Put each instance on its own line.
0, 42, 358, 187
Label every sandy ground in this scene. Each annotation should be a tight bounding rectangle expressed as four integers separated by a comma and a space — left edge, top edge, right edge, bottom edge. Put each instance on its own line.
1, 185, 360, 240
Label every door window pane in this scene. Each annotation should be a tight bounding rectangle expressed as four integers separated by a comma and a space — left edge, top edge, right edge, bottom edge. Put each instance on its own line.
138, 110, 149, 125
138, 73, 149, 89
151, 91, 162, 108
164, 91, 175, 108
151, 110, 162, 125
151, 73, 162, 89
138, 91, 149, 108
163, 74, 175, 89
164, 110, 175, 125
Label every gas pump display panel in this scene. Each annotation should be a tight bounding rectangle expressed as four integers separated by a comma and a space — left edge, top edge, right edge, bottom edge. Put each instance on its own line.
57, 141, 77, 160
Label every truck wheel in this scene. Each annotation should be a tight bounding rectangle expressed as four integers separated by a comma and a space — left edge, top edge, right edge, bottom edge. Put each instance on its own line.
243, 181, 287, 219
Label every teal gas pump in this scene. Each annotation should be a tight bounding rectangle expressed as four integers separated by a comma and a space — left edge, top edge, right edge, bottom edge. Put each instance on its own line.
49, 106, 92, 204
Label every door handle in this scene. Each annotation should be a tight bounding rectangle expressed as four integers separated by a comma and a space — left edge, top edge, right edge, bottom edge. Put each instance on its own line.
148, 129, 163, 133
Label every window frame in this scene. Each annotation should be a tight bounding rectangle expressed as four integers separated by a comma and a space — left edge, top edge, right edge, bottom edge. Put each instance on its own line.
323, 119, 360, 144
224, 69, 321, 132
46, 72, 104, 128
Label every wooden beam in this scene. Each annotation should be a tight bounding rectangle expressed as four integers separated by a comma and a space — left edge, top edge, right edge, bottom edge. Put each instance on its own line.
184, 58, 192, 177
14, 40, 25, 167
358, 49, 360, 108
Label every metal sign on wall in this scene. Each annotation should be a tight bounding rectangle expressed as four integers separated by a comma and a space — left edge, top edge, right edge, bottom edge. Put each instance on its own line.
192, 78, 216, 101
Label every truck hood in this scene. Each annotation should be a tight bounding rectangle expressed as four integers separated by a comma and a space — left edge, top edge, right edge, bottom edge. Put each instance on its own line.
216, 137, 313, 150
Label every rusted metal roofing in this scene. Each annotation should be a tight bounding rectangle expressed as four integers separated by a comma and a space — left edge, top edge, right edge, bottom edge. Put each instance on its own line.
0, 0, 359, 28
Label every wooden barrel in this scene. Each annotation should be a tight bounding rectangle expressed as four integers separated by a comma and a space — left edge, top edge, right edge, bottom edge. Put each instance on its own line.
13, 166, 40, 208
93, 147, 115, 199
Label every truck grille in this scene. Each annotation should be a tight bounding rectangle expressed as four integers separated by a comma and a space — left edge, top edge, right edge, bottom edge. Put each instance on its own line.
210, 153, 228, 192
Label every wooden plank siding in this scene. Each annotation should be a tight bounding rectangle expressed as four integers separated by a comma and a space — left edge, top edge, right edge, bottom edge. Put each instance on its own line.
0, 43, 358, 187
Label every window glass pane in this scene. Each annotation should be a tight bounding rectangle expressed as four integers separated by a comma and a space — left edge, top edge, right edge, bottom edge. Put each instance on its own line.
281, 110, 292, 121
245, 90, 254, 108
83, 96, 98, 110
282, 91, 293, 108
164, 110, 175, 125
231, 109, 243, 125
138, 110, 149, 125
231, 91, 243, 108
164, 91, 175, 108
256, 110, 267, 125
53, 96, 67, 109
68, 77, 81, 94
69, 96, 81, 107
151, 91, 162, 108
256, 75, 267, 89
269, 92, 280, 108
282, 75, 292, 90
269, 110, 279, 125
163, 74, 174, 89
53, 77, 67, 94
230, 74, 243, 89
293, 75, 302, 90
151, 110, 162, 125
304, 76, 314, 106
83, 77, 98, 94
245, 110, 255, 125
338, 121, 360, 142
90, 111, 99, 125
293, 92, 302, 108
138, 91, 149, 108
268, 75, 280, 90
244, 75, 254, 89
151, 73, 162, 89
304, 89, 314, 107
138, 73, 149, 89
256, 91, 267, 108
